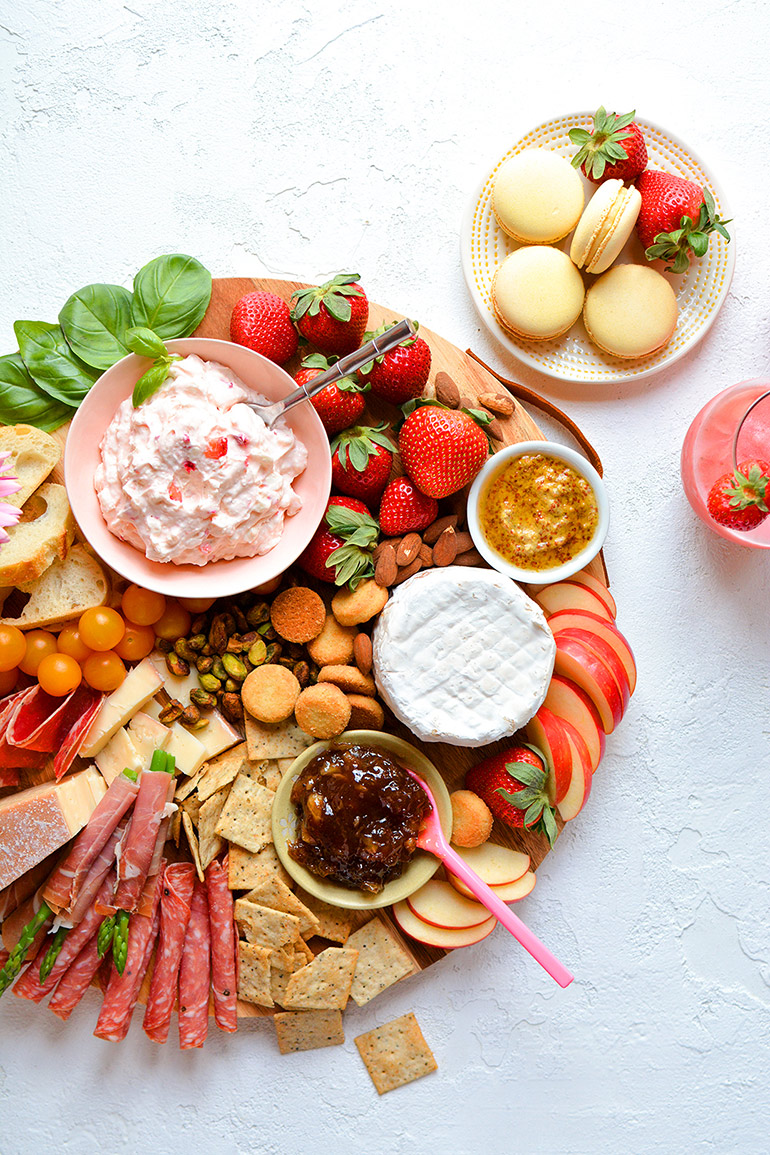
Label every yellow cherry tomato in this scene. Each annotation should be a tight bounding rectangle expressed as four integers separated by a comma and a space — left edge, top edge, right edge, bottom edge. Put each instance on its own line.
121, 584, 166, 626
114, 623, 156, 663
179, 596, 216, 613
0, 624, 26, 672
0, 667, 19, 697
37, 653, 83, 697
82, 650, 127, 692
153, 602, 192, 641
20, 630, 58, 676
57, 623, 94, 664
78, 607, 126, 653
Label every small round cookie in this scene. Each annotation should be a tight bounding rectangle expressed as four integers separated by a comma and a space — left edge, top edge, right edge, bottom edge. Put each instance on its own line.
569, 179, 642, 274
346, 693, 385, 730
270, 586, 326, 643
493, 149, 585, 244
583, 264, 678, 358
450, 790, 493, 848
294, 683, 351, 739
331, 580, 388, 627
317, 665, 377, 696
306, 614, 357, 666
241, 664, 301, 724
492, 247, 585, 341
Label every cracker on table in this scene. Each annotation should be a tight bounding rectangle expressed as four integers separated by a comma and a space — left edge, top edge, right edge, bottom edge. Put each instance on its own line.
227, 844, 291, 892
245, 714, 314, 762
294, 888, 358, 944
181, 811, 204, 881
293, 935, 315, 965
175, 767, 204, 801
170, 809, 182, 847
281, 947, 358, 1011
181, 794, 202, 824
261, 763, 283, 792
238, 941, 273, 1007
198, 787, 229, 871
197, 742, 248, 802
274, 1010, 344, 1054
347, 916, 419, 1007
235, 899, 300, 950
270, 945, 307, 1005
239, 758, 270, 784
214, 774, 273, 853
354, 1013, 437, 1095
244, 876, 320, 938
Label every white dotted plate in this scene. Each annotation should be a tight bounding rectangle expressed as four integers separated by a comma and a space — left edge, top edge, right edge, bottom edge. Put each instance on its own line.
461, 113, 736, 384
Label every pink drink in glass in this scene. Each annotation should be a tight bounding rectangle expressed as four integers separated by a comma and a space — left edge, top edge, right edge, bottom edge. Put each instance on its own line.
681, 379, 770, 548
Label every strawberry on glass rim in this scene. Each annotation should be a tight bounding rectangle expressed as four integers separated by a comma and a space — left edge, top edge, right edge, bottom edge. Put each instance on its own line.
706, 460, 770, 532
636, 170, 731, 274
569, 106, 648, 183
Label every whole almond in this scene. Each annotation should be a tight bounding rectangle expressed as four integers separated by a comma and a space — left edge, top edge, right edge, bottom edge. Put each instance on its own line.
352, 633, 373, 675
373, 536, 401, 561
418, 542, 433, 566
487, 418, 504, 441
396, 532, 421, 567
452, 530, 474, 554
432, 526, 458, 567
394, 558, 423, 585
374, 543, 398, 587
458, 396, 476, 411
453, 548, 484, 566
423, 514, 458, 544
478, 391, 514, 417
434, 372, 460, 408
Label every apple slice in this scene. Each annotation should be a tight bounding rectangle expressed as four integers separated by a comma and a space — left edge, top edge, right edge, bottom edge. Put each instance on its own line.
407, 880, 490, 930
544, 674, 606, 772
554, 629, 631, 707
563, 570, 617, 619
392, 899, 497, 948
553, 634, 625, 733
547, 611, 637, 694
533, 582, 614, 622
452, 869, 537, 903
447, 842, 530, 890
555, 720, 592, 821
524, 706, 573, 804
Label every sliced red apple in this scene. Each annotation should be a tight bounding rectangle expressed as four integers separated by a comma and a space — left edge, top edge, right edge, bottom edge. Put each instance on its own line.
452, 869, 537, 903
407, 879, 490, 930
554, 629, 631, 709
533, 582, 614, 622
553, 634, 625, 734
544, 674, 606, 772
524, 706, 573, 804
447, 842, 530, 889
555, 719, 592, 821
547, 611, 637, 695
563, 570, 617, 619
392, 899, 497, 948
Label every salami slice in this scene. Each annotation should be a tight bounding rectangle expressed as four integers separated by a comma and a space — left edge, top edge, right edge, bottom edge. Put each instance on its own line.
205, 857, 238, 1034
178, 880, 211, 1050
143, 862, 196, 1044
67, 822, 125, 927
48, 934, 103, 1022
93, 871, 163, 1043
112, 770, 173, 914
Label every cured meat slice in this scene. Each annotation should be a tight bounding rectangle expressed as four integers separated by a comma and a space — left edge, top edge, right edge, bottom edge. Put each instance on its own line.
143, 862, 195, 1044
52, 691, 104, 780
112, 770, 173, 914
6, 683, 101, 753
178, 879, 211, 1050
206, 857, 237, 1034
0, 948, 8, 969
0, 767, 20, 788
67, 822, 125, 927
93, 871, 163, 1042
43, 773, 139, 914
48, 935, 103, 1021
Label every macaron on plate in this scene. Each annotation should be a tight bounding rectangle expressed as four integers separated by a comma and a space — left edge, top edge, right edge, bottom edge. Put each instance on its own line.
461, 112, 735, 384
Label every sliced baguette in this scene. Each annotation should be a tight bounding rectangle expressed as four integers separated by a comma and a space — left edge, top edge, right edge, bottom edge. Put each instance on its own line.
0, 543, 109, 630
0, 425, 61, 508
0, 483, 75, 586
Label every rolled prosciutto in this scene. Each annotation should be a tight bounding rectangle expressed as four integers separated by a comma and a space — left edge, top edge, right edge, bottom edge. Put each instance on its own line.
112, 770, 174, 914
93, 871, 163, 1043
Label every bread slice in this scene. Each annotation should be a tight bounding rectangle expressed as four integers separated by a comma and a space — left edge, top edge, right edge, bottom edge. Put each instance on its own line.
0, 483, 75, 586
0, 543, 109, 630
0, 425, 61, 508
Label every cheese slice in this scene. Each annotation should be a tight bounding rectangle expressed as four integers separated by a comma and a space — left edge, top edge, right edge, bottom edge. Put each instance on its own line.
146, 653, 240, 761
0, 766, 107, 889
94, 727, 144, 785
80, 658, 164, 758
372, 566, 556, 747
128, 711, 172, 763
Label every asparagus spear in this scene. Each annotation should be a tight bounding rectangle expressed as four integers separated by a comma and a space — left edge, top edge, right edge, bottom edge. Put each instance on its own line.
97, 913, 117, 959
39, 925, 69, 984
0, 901, 52, 996
112, 909, 130, 975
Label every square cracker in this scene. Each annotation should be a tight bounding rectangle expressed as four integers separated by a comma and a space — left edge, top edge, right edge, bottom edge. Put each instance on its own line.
355, 1013, 437, 1095
238, 941, 273, 1007
347, 916, 419, 1007
197, 742, 248, 802
274, 1010, 344, 1054
294, 889, 357, 944
228, 844, 291, 891
281, 947, 358, 1011
244, 877, 320, 938
235, 899, 300, 950
245, 715, 313, 761
215, 774, 273, 853
198, 788, 229, 871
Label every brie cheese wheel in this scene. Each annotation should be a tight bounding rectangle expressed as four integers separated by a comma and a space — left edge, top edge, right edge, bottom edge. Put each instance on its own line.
372, 567, 555, 747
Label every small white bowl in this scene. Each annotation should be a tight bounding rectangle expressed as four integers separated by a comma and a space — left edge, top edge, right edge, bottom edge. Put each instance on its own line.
467, 441, 609, 586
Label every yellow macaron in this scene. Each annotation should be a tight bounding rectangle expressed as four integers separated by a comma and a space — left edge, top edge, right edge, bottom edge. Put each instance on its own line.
583, 264, 678, 358
493, 149, 585, 244
492, 247, 585, 341
570, 179, 642, 275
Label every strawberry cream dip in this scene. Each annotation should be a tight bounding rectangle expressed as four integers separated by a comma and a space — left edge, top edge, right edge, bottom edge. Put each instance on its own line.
95, 354, 307, 566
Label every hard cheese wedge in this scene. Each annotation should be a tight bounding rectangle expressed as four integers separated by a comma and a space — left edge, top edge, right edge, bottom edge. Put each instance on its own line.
80, 658, 164, 758
94, 727, 145, 785
144, 696, 239, 761
0, 766, 106, 888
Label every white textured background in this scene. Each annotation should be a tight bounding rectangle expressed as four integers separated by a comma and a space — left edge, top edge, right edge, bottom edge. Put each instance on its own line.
1, 2, 769, 1152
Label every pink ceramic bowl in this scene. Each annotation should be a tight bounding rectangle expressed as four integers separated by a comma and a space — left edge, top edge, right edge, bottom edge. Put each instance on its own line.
64, 338, 332, 597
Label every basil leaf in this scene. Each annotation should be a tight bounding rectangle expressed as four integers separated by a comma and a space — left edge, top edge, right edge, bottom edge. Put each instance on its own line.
124, 326, 168, 359
0, 352, 75, 431
131, 254, 212, 339
14, 320, 100, 405
132, 360, 172, 407
59, 283, 134, 370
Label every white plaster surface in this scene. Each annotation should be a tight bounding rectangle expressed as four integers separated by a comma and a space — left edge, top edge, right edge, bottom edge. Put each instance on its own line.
1, 2, 769, 1152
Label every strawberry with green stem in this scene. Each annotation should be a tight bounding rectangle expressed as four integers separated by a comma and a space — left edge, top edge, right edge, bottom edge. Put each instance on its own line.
229, 291, 298, 365
569, 107, 648, 183
636, 170, 731, 274
465, 743, 559, 847
398, 399, 491, 499
296, 353, 369, 435
378, 477, 438, 535
298, 496, 380, 588
330, 422, 396, 503
706, 459, 770, 532
358, 320, 431, 405
290, 273, 368, 356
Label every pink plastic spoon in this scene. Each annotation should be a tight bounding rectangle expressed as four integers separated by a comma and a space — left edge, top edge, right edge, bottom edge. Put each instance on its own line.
408, 770, 574, 988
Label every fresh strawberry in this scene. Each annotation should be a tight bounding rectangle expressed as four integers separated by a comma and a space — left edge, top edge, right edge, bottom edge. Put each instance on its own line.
358, 321, 431, 405
398, 400, 490, 499
297, 497, 379, 588
290, 273, 368, 356
229, 291, 298, 365
706, 460, 770, 532
378, 477, 438, 535
569, 107, 647, 183
465, 744, 559, 847
330, 423, 395, 504
636, 170, 731, 273
295, 353, 368, 435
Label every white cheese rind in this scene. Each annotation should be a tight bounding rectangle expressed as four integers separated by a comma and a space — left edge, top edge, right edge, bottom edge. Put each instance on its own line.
372, 566, 555, 747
